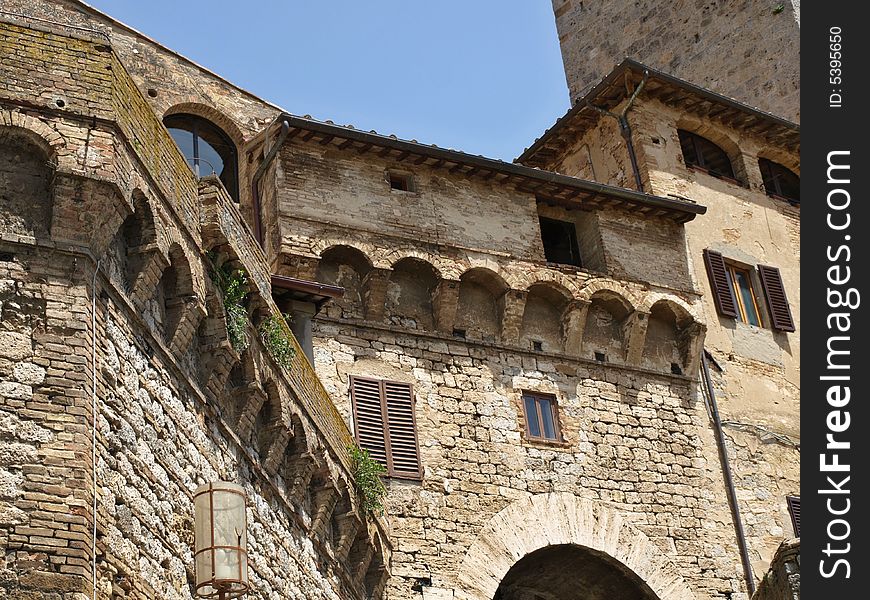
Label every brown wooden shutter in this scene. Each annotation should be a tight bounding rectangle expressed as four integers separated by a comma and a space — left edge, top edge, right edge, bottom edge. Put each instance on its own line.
758, 264, 796, 332
786, 496, 800, 537
703, 249, 739, 318
383, 381, 421, 479
350, 376, 389, 469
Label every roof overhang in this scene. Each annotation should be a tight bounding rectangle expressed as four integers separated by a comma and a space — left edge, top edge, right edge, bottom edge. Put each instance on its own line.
270, 113, 706, 223
517, 59, 800, 168
271, 275, 344, 312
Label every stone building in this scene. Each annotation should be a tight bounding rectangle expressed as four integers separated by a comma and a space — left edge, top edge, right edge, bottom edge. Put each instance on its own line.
550, 0, 801, 122
0, 2, 798, 600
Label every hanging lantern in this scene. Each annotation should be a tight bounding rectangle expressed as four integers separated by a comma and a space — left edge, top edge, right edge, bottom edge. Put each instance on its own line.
193, 482, 249, 599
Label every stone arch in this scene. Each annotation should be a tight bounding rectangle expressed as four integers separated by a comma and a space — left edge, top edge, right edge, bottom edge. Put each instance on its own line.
316, 245, 374, 320
0, 112, 65, 160
756, 147, 800, 176
581, 289, 634, 364
456, 492, 696, 600
454, 267, 510, 342
106, 191, 159, 291
520, 282, 573, 353
641, 299, 701, 375
0, 124, 56, 239
385, 257, 439, 330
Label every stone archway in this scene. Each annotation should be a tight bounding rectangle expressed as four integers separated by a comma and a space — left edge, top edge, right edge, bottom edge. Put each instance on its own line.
494, 544, 659, 600
456, 493, 697, 600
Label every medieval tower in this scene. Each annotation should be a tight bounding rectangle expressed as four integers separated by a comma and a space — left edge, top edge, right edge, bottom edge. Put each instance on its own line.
0, 2, 799, 599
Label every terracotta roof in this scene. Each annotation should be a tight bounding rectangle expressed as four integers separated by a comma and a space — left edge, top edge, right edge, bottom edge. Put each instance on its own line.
517, 59, 800, 168
273, 113, 707, 223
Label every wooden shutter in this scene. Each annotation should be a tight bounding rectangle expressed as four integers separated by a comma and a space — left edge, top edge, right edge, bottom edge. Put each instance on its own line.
786, 496, 800, 537
383, 381, 421, 479
350, 376, 389, 468
350, 376, 421, 480
703, 249, 739, 318
758, 265, 796, 332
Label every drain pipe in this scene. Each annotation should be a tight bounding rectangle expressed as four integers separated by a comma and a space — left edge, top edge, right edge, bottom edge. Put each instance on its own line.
90, 258, 101, 600
251, 119, 291, 247
585, 70, 648, 192
701, 352, 756, 596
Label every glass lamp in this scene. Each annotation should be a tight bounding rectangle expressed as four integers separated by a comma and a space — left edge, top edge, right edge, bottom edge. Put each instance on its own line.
193, 482, 249, 599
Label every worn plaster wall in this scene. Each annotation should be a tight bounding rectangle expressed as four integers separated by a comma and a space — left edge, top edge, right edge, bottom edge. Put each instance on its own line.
551, 0, 800, 121
631, 98, 801, 575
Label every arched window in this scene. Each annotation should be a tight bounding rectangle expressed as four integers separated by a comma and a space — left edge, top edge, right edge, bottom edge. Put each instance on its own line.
164, 114, 239, 201
759, 158, 800, 203
677, 129, 736, 181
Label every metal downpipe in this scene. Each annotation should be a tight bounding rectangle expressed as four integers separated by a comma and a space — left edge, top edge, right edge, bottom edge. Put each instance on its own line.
701, 352, 757, 596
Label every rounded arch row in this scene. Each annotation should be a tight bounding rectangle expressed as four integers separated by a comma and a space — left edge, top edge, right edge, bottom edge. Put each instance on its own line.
287, 244, 706, 375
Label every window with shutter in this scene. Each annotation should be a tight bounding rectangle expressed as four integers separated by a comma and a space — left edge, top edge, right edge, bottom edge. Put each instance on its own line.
786, 495, 800, 537
758, 265, 796, 332
703, 249, 739, 319
350, 376, 422, 479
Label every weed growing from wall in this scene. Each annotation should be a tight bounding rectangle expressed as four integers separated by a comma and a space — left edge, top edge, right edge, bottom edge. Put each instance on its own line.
349, 444, 387, 515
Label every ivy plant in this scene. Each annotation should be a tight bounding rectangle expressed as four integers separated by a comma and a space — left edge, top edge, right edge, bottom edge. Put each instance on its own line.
259, 313, 296, 370
209, 257, 251, 352
349, 444, 387, 515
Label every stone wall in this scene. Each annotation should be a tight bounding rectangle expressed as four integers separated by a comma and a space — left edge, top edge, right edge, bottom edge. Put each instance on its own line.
551, 0, 800, 121
0, 18, 389, 599
752, 539, 799, 600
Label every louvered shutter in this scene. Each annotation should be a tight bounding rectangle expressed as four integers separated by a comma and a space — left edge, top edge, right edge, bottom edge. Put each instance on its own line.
383, 381, 421, 479
703, 249, 739, 318
758, 265, 796, 332
350, 376, 389, 469
786, 496, 800, 537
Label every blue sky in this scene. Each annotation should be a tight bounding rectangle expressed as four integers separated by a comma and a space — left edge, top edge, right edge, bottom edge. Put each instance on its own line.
86, 0, 569, 161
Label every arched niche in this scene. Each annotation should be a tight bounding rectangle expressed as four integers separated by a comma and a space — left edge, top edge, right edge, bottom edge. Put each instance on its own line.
641, 300, 695, 375
0, 126, 54, 239
520, 283, 572, 353
254, 379, 283, 460
106, 192, 158, 292
385, 257, 439, 330
455, 268, 509, 342
581, 291, 633, 364
153, 244, 195, 343
315, 245, 373, 320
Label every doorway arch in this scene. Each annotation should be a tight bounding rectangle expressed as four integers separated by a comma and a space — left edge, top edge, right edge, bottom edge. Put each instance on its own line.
456, 493, 696, 600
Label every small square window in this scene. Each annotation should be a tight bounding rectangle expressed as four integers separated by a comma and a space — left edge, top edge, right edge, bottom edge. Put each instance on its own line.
726, 263, 762, 327
594, 351, 606, 363
531, 340, 543, 352
521, 392, 561, 442
388, 171, 413, 192
539, 216, 582, 267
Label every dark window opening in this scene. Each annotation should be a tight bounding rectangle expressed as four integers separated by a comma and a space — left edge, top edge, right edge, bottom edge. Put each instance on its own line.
678, 129, 736, 181
452, 328, 466, 339
164, 114, 239, 202
539, 216, 582, 267
522, 392, 561, 442
670, 363, 683, 375
388, 171, 413, 192
594, 352, 606, 362
531, 340, 543, 352
759, 158, 800, 203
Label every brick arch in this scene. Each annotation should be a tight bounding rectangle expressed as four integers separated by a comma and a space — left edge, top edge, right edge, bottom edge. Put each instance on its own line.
461, 256, 515, 288
382, 248, 447, 280
673, 116, 747, 182
516, 269, 583, 298
311, 239, 379, 268
577, 279, 641, 311
0, 112, 64, 162
163, 102, 246, 148
755, 147, 800, 176
455, 493, 696, 600
637, 293, 701, 324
